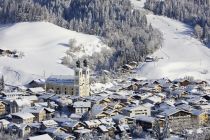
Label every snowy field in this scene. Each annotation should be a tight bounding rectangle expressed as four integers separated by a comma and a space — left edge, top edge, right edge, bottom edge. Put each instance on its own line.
0, 22, 109, 85
130, 0, 210, 80
130, 0, 146, 9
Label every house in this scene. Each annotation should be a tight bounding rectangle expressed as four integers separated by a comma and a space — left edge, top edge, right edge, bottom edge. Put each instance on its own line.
22, 107, 48, 122
122, 105, 151, 117
144, 95, 162, 105
145, 56, 155, 62
19, 124, 32, 137
41, 120, 58, 129
135, 115, 155, 130
44, 127, 67, 137
112, 114, 134, 125
2, 91, 25, 98
28, 134, 53, 140
191, 109, 208, 126
8, 123, 32, 138
27, 87, 45, 95
0, 119, 10, 130
0, 101, 6, 115
84, 119, 101, 129
12, 112, 35, 124
10, 99, 31, 113
73, 101, 91, 114
61, 121, 85, 133
158, 108, 193, 130
54, 132, 75, 140
28, 79, 45, 88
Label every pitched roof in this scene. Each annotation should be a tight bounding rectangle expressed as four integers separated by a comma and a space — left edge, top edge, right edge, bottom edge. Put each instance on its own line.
28, 134, 53, 140
12, 112, 35, 119
73, 101, 91, 108
47, 75, 75, 85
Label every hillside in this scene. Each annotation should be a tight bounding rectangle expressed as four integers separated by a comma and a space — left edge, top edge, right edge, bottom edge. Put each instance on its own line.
0, 22, 109, 85
0, 0, 162, 70
130, 0, 210, 80
145, 0, 210, 46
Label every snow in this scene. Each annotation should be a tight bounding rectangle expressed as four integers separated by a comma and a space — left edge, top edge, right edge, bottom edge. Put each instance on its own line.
130, 0, 146, 9
130, 0, 210, 80
0, 22, 109, 85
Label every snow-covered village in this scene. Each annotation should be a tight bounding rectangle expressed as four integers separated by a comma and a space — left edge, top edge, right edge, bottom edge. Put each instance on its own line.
1, 0, 210, 140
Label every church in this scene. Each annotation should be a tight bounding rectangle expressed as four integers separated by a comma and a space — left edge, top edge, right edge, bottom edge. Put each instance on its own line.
46, 60, 90, 97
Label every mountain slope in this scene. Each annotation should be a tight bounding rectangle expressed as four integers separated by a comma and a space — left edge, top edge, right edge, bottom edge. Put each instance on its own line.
130, 0, 210, 80
0, 22, 109, 85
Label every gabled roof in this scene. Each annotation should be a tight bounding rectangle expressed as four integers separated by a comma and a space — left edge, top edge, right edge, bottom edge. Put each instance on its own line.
98, 125, 108, 132
73, 101, 91, 108
28, 87, 45, 94
22, 106, 45, 114
12, 112, 35, 119
135, 115, 155, 123
28, 134, 53, 140
14, 99, 31, 107
42, 120, 58, 127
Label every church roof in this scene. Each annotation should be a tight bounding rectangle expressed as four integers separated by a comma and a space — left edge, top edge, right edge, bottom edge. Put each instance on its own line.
46, 75, 75, 85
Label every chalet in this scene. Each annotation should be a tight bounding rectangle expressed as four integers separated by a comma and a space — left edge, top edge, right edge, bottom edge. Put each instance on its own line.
28, 79, 45, 88
122, 105, 151, 117
135, 115, 155, 130
73, 101, 91, 114
84, 119, 101, 129
0, 101, 6, 115
54, 132, 75, 140
144, 95, 162, 105
98, 125, 109, 133
158, 108, 192, 130
172, 90, 188, 98
145, 56, 155, 62
8, 123, 31, 138
22, 107, 49, 122
112, 114, 134, 125
27, 87, 45, 95
12, 112, 35, 124
191, 109, 208, 126
0, 119, 10, 130
44, 127, 67, 137
10, 99, 31, 113
41, 120, 58, 129
61, 121, 85, 133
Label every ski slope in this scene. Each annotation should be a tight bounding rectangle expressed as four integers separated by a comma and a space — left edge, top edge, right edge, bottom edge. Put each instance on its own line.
0, 22, 109, 85
130, 0, 210, 80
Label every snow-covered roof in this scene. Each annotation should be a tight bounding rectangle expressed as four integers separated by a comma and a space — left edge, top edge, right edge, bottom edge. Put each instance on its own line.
12, 112, 35, 119
14, 99, 31, 107
73, 101, 91, 108
47, 75, 75, 85
98, 125, 108, 132
28, 134, 53, 140
22, 106, 45, 114
135, 115, 155, 123
42, 120, 58, 127
28, 87, 45, 94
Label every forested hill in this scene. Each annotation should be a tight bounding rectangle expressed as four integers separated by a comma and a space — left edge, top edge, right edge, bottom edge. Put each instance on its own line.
0, 0, 162, 70
145, 0, 210, 47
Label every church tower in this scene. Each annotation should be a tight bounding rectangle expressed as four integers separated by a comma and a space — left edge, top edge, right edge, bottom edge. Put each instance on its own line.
74, 60, 90, 97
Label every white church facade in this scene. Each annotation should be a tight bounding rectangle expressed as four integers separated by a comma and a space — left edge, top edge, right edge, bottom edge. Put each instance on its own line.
46, 60, 90, 97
